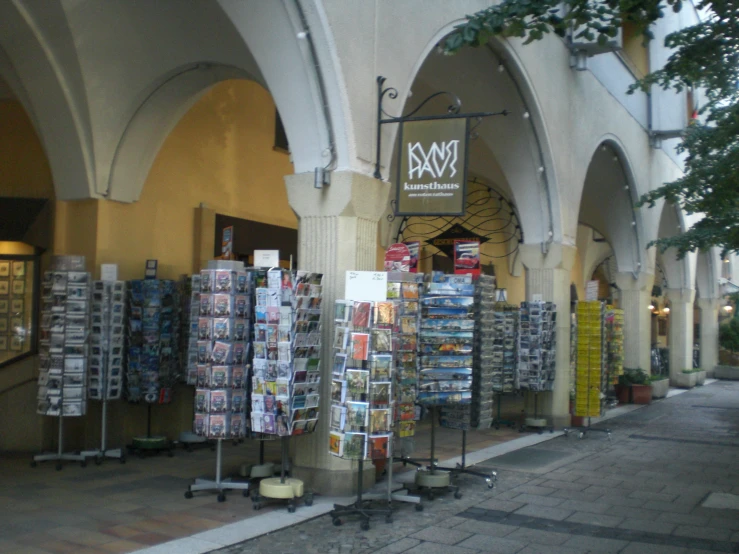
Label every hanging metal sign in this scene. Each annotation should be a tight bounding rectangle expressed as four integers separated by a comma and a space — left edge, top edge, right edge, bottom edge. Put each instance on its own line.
396, 118, 469, 215
374, 76, 507, 217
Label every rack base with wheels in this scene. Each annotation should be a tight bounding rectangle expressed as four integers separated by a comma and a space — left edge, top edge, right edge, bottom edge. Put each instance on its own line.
363, 441, 422, 510
127, 405, 174, 458
519, 393, 554, 434
251, 437, 312, 512
434, 430, 498, 491
329, 456, 393, 530
185, 438, 249, 502
32, 416, 87, 470
82, 399, 125, 464
562, 417, 611, 440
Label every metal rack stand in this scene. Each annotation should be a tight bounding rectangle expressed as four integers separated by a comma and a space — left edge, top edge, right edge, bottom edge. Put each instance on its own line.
185, 438, 250, 502
127, 404, 174, 458
406, 406, 460, 501
31, 414, 87, 470
330, 455, 394, 530
493, 392, 517, 429
435, 429, 497, 489
82, 398, 125, 464
251, 436, 312, 512
519, 392, 554, 434
363, 438, 422, 511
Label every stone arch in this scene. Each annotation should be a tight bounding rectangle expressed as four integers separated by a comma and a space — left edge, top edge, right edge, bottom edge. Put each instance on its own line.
695, 248, 720, 300
379, 22, 563, 247
656, 202, 694, 290
0, 3, 94, 199
578, 137, 644, 275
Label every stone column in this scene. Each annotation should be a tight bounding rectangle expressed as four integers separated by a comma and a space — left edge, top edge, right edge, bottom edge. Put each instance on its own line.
697, 298, 720, 376
285, 170, 390, 495
614, 272, 654, 374
665, 288, 696, 384
518, 243, 576, 428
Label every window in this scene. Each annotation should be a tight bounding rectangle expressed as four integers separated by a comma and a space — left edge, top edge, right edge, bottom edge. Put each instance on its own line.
620, 21, 649, 78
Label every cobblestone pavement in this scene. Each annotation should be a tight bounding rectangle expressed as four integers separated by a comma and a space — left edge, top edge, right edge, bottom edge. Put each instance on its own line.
218, 381, 739, 554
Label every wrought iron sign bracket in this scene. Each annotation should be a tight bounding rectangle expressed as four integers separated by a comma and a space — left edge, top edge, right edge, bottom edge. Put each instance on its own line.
373, 75, 508, 180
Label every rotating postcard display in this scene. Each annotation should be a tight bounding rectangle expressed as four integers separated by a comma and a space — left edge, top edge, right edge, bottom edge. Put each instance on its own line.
125, 279, 180, 456
386, 272, 422, 446
605, 306, 624, 386
574, 301, 605, 418
193, 266, 252, 440
83, 279, 126, 463
250, 269, 323, 437
470, 275, 496, 429
517, 301, 557, 392
33, 255, 91, 469
186, 261, 252, 502
328, 297, 395, 526
249, 269, 323, 512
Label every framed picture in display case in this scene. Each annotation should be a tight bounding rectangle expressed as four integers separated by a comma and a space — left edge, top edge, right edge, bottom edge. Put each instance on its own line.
0, 254, 39, 367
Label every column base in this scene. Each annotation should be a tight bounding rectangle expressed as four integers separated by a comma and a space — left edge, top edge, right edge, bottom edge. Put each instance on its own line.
292, 462, 377, 496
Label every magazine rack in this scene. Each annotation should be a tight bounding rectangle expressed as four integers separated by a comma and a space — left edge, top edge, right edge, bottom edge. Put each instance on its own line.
252, 436, 313, 512
32, 415, 87, 470
185, 438, 249, 502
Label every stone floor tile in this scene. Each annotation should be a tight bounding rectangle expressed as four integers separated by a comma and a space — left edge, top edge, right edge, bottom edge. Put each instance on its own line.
457, 534, 525, 553
477, 499, 525, 512
508, 493, 564, 507
505, 527, 570, 546
408, 526, 473, 545
513, 485, 557, 496
516, 544, 583, 554
565, 511, 623, 528
561, 535, 629, 553
618, 517, 677, 535
401, 543, 478, 554
556, 499, 612, 514
514, 504, 574, 521
369, 538, 421, 553
620, 543, 687, 554
453, 520, 518, 538
672, 525, 733, 541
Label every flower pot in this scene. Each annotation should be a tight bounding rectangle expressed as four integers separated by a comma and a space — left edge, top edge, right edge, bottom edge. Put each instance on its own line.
650, 378, 669, 399
675, 372, 697, 389
631, 384, 652, 404
614, 384, 631, 404
571, 415, 586, 427
695, 370, 706, 386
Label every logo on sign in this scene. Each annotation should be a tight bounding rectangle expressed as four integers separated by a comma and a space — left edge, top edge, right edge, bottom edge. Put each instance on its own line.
407, 140, 460, 179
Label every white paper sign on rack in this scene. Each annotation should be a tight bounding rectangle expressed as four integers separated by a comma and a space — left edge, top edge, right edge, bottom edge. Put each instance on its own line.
345, 271, 387, 302
254, 250, 280, 268
101, 264, 118, 282
585, 280, 599, 301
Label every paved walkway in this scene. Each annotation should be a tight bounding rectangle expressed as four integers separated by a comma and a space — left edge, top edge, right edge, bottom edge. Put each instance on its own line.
218, 381, 739, 554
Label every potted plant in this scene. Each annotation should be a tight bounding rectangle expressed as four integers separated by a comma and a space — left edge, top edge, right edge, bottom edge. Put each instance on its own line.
650, 375, 670, 399
629, 370, 653, 404
676, 368, 699, 388
618, 369, 652, 404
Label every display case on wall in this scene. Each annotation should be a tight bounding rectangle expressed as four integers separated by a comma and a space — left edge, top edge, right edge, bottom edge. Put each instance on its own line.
0, 255, 39, 367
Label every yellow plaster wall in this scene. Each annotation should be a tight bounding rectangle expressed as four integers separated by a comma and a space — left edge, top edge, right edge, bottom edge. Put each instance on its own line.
95, 79, 296, 282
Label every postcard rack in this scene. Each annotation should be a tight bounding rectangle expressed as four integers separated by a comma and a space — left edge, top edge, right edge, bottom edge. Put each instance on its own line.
185, 438, 250, 502
83, 279, 126, 464
329, 298, 395, 529
563, 301, 611, 440
33, 260, 91, 470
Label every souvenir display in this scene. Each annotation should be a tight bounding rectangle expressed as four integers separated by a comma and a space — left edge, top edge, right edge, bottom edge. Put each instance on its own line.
88, 281, 126, 401
250, 269, 323, 437
191, 265, 252, 439
491, 304, 519, 394
574, 301, 604, 417
0, 258, 33, 363
605, 306, 624, 385
517, 301, 557, 392
386, 272, 422, 442
179, 274, 198, 385
329, 299, 393, 460
125, 279, 180, 404
36, 256, 91, 417
418, 273, 474, 409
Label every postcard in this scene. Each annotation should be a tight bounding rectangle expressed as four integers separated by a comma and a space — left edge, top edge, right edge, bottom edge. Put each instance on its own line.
350, 333, 369, 361
369, 435, 390, 459
331, 379, 347, 404
352, 301, 371, 329
370, 354, 392, 381
330, 405, 346, 431
371, 328, 392, 353
369, 408, 391, 434
345, 401, 369, 431
374, 302, 395, 326
370, 382, 391, 406
343, 432, 367, 460
329, 431, 344, 457
345, 369, 369, 400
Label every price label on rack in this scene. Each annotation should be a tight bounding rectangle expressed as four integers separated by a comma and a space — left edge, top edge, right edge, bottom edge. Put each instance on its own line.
345, 271, 387, 302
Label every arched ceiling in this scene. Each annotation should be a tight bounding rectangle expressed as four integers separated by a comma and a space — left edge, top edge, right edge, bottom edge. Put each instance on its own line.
578, 143, 641, 274
397, 44, 556, 245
